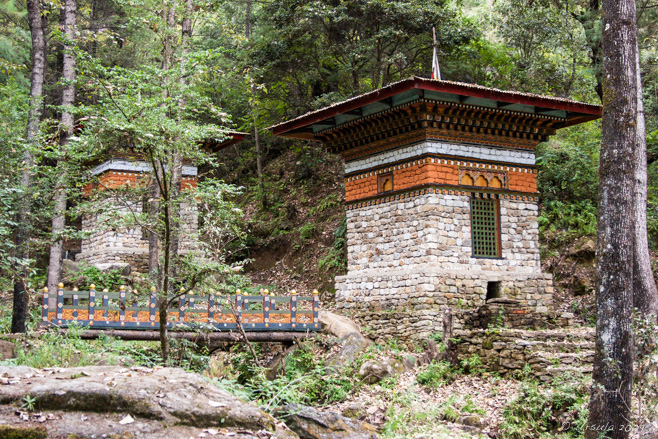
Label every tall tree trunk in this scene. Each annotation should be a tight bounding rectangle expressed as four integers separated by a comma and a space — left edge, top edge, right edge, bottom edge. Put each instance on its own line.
254, 116, 265, 205
156, 0, 176, 364
12, 0, 47, 333
159, 168, 171, 364
47, 0, 77, 299
633, 49, 658, 319
148, 166, 161, 277
169, 0, 191, 276
245, 2, 265, 207
586, 0, 637, 437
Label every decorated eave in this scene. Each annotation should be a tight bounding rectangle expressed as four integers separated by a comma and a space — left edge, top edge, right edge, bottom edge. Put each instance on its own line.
269, 77, 602, 140
203, 131, 249, 152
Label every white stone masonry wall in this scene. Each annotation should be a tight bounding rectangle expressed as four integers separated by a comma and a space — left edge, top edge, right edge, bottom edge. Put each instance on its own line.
77, 197, 199, 271
344, 140, 536, 174
345, 193, 541, 273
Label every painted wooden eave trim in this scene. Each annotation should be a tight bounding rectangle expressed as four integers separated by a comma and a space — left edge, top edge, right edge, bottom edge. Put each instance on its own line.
270, 77, 602, 138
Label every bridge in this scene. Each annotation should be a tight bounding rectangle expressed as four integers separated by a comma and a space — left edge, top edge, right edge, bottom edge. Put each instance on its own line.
41, 284, 321, 342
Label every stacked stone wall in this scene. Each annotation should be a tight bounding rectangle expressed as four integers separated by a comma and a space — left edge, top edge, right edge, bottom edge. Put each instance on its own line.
453, 327, 594, 379
343, 193, 541, 272
336, 190, 557, 343
77, 198, 199, 272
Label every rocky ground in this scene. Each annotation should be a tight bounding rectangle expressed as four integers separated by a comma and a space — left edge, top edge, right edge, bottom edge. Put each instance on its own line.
0, 365, 377, 439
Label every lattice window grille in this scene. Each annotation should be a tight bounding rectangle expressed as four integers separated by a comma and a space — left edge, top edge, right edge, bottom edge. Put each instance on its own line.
471, 198, 500, 258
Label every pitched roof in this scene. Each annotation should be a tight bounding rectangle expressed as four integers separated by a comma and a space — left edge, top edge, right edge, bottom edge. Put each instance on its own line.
270, 77, 602, 139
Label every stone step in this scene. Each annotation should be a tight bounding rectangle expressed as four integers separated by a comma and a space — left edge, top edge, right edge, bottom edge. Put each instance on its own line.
520, 340, 595, 353
539, 364, 594, 379
528, 350, 594, 368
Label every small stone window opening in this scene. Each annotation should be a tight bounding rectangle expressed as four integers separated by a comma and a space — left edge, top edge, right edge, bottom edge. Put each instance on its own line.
486, 281, 501, 301
378, 172, 394, 193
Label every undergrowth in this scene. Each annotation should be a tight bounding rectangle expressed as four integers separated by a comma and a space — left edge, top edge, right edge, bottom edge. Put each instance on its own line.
499, 373, 590, 439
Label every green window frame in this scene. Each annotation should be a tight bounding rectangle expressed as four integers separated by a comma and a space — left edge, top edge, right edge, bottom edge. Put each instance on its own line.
470, 197, 501, 258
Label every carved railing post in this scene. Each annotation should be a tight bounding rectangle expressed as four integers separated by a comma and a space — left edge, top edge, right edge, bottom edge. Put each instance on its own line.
88, 285, 96, 323
71, 285, 78, 320
313, 289, 320, 329
42, 287, 49, 323
263, 289, 270, 329
290, 290, 297, 329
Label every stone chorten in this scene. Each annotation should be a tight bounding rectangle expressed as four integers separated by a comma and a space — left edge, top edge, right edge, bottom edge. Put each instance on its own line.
272, 77, 601, 338
76, 132, 248, 272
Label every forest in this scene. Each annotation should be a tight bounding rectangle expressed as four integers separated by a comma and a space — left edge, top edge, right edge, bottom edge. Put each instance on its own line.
0, 0, 657, 438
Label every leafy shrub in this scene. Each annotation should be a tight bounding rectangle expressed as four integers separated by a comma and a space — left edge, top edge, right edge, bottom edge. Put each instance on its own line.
416, 361, 457, 388
299, 223, 316, 243
536, 127, 600, 243
500, 374, 589, 439
318, 217, 347, 272
460, 353, 485, 375
71, 262, 124, 290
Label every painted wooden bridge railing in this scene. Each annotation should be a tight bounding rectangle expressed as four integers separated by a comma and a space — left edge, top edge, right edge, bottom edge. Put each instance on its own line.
41, 284, 321, 332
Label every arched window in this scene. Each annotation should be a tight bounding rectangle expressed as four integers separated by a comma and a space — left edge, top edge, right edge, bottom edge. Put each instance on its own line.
377, 172, 394, 193
489, 176, 503, 188
475, 175, 489, 187
460, 174, 474, 186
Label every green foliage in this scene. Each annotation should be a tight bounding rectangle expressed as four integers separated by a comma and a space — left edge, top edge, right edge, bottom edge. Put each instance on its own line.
309, 194, 340, 216
491, 0, 596, 97
4, 326, 166, 369
21, 395, 36, 412
536, 124, 601, 243
460, 353, 485, 375
71, 263, 124, 290
318, 217, 347, 272
500, 374, 590, 439
0, 301, 42, 335
166, 339, 210, 373
298, 223, 316, 243
8, 325, 116, 368
416, 360, 457, 388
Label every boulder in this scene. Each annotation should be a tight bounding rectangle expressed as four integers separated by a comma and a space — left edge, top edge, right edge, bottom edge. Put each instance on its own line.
0, 366, 296, 438
0, 340, 15, 360
62, 259, 81, 277
357, 358, 407, 384
457, 415, 483, 428
568, 239, 596, 260
274, 404, 379, 439
326, 332, 370, 369
319, 311, 362, 338
94, 263, 131, 276
340, 402, 366, 420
